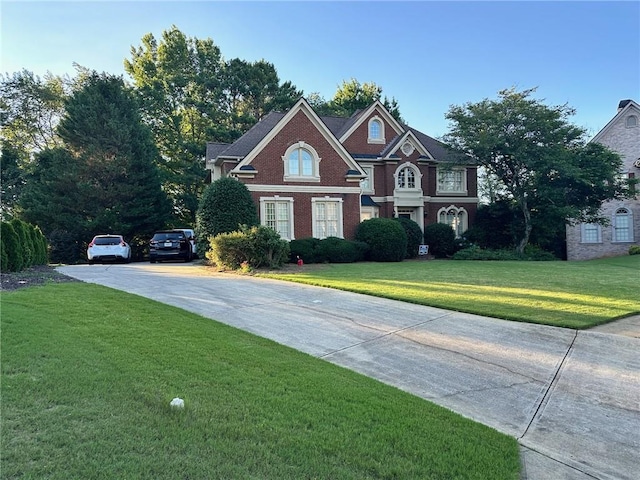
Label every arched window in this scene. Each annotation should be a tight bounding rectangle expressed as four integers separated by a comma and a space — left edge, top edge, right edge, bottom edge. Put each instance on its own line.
626, 115, 638, 128
397, 167, 416, 189
613, 207, 634, 242
282, 142, 321, 181
368, 117, 385, 143
289, 148, 313, 176
437, 206, 468, 238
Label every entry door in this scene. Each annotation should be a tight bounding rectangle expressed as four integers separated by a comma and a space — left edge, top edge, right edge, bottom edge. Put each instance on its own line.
397, 208, 416, 222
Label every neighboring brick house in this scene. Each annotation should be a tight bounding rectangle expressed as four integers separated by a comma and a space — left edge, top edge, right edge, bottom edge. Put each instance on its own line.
206, 98, 478, 243
566, 99, 640, 260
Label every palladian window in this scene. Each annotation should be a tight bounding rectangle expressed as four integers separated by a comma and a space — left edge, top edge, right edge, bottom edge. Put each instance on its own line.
282, 142, 321, 181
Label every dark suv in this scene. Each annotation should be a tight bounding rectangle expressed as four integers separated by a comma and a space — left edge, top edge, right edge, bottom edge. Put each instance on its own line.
149, 230, 192, 263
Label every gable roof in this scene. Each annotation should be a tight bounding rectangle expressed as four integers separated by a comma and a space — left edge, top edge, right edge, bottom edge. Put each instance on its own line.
231, 97, 366, 175
591, 99, 640, 144
338, 100, 404, 143
206, 97, 465, 165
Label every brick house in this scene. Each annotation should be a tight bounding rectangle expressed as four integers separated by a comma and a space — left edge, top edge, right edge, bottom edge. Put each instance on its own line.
566, 99, 640, 260
205, 98, 478, 243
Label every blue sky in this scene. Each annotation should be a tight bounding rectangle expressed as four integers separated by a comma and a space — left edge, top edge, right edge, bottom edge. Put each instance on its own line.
2, 1, 639, 138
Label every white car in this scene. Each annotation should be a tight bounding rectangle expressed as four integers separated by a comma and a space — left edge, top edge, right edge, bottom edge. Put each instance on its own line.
174, 228, 197, 258
87, 235, 131, 264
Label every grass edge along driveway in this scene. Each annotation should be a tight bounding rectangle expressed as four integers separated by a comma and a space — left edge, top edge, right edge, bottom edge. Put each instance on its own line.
259, 255, 640, 329
2, 283, 520, 479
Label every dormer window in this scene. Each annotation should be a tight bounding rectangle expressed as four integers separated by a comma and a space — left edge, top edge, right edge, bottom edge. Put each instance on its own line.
282, 141, 321, 182
626, 115, 638, 128
368, 117, 385, 144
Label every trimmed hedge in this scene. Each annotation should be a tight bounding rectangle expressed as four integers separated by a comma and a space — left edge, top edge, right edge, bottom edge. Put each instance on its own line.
355, 218, 407, 262
1, 219, 49, 272
452, 245, 558, 261
290, 237, 367, 264
629, 245, 640, 255
396, 217, 423, 259
423, 223, 456, 258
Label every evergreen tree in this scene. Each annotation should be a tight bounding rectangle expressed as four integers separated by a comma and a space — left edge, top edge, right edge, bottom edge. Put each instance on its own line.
20, 72, 171, 262
196, 177, 259, 255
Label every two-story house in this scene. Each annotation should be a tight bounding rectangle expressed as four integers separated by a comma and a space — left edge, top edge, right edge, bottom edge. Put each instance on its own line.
566, 99, 640, 260
206, 98, 478, 241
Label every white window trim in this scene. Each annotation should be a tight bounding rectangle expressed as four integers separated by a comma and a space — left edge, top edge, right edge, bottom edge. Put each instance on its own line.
437, 167, 468, 194
437, 205, 468, 238
259, 196, 295, 241
360, 165, 374, 194
367, 116, 385, 144
311, 197, 344, 239
360, 206, 379, 221
612, 208, 634, 243
580, 223, 602, 244
282, 141, 321, 182
394, 162, 422, 191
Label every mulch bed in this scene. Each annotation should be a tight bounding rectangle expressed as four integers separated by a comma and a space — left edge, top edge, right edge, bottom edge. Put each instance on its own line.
0, 265, 81, 291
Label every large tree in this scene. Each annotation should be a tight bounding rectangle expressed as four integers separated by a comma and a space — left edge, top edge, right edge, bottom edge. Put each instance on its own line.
20, 72, 171, 261
0, 70, 70, 218
309, 79, 403, 121
125, 26, 227, 225
444, 88, 632, 254
125, 26, 301, 225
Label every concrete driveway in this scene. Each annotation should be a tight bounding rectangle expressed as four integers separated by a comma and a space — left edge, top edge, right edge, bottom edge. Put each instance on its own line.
58, 263, 640, 480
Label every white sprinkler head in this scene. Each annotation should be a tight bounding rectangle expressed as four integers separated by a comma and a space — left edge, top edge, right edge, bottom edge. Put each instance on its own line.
170, 397, 185, 409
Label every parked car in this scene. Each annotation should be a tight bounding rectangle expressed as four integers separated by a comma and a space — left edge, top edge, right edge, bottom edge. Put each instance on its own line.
149, 230, 192, 263
174, 228, 197, 258
87, 235, 131, 264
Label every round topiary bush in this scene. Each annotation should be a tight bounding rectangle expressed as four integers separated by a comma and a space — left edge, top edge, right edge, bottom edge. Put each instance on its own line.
423, 222, 456, 258
316, 237, 360, 263
355, 218, 407, 262
289, 237, 322, 264
395, 217, 423, 258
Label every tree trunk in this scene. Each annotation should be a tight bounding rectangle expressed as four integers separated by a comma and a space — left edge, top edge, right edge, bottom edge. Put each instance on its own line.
516, 197, 532, 255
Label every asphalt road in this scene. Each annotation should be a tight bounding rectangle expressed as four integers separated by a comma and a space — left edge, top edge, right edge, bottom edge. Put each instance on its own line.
58, 263, 640, 480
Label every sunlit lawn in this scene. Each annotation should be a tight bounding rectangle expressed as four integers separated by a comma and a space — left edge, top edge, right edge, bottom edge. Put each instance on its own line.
259, 255, 640, 329
1, 283, 520, 479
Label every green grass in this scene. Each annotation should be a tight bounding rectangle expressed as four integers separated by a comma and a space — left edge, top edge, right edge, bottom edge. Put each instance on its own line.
1, 283, 520, 479
259, 255, 640, 329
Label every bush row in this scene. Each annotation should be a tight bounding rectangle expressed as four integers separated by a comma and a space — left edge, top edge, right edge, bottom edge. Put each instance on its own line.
1, 219, 49, 272
452, 245, 558, 261
290, 237, 369, 264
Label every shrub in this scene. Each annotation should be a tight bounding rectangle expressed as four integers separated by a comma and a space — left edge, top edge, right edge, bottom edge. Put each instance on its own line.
290, 237, 322, 264
452, 245, 558, 261
395, 217, 423, 258
316, 237, 361, 263
207, 230, 252, 270
207, 225, 289, 270
26, 224, 46, 265
48, 229, 82, 264
243, 225, 290, 269
196, 177, 259, 257
10, 219, 32, 269
1, 222, 22, 272
355, 218, 407, 262
629, 245, 640, 255
423, 223, 456, 258
0, 235, 7, 273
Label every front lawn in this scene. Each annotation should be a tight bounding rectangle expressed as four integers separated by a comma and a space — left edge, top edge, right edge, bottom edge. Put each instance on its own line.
1, 283, 520, 479
259, 255, 640, 329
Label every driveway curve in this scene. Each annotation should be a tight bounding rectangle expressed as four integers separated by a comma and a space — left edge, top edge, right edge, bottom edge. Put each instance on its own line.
58, 263, 640, 480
